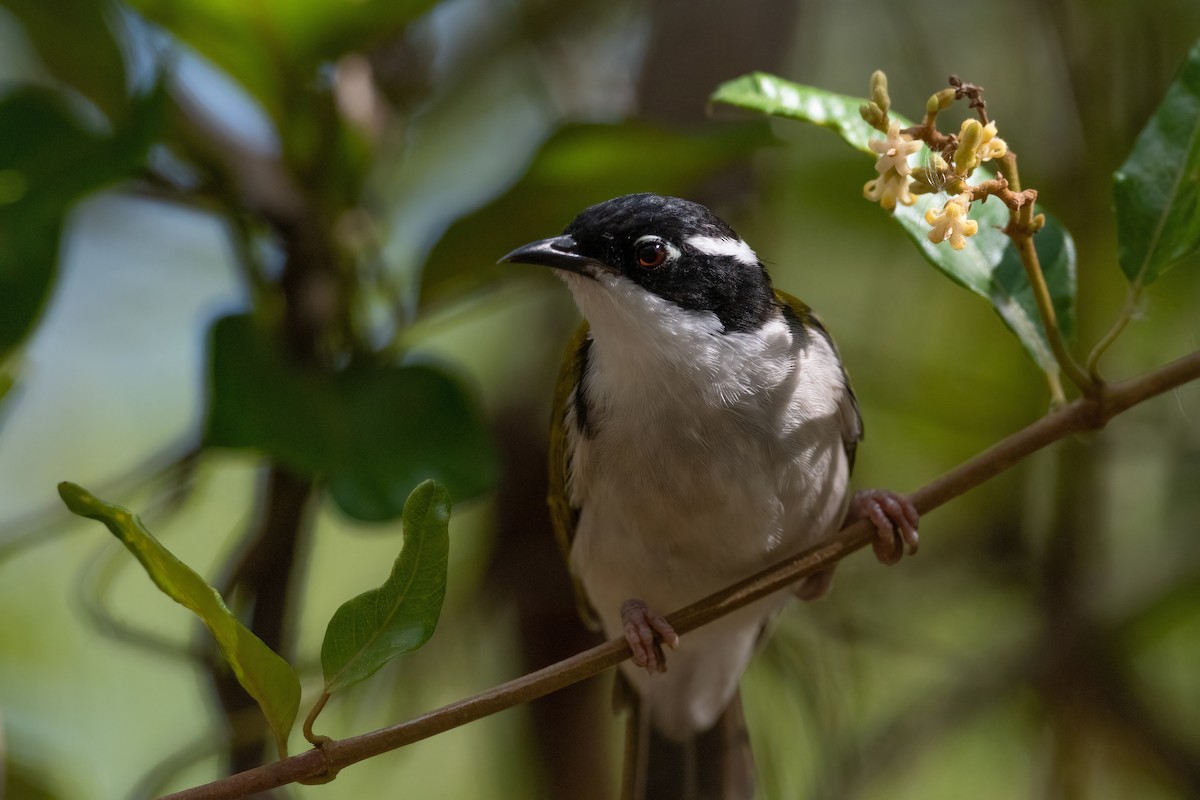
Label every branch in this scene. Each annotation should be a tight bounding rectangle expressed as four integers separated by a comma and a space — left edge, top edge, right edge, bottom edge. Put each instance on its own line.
161, 350, 1200, 800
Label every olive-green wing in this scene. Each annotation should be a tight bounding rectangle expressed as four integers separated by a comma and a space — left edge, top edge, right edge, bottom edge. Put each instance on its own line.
774, 288, 864, 467
547, 321, 602, 629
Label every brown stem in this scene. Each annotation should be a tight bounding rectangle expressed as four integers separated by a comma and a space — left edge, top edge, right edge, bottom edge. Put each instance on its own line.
1010, 204, 1096, 397
184, 76, 342, 777
211, 467, 313, 776
159, 350, 1200, 800
969, 176, 1036, 212
967, 173, 1094, 398
901, 121, 954, 155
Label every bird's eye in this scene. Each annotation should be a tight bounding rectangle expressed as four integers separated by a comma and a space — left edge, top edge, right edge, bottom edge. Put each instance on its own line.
635, 240, 668, 269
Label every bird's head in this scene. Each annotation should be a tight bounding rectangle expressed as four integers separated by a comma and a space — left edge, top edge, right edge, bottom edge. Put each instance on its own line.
502, 193, 776, 335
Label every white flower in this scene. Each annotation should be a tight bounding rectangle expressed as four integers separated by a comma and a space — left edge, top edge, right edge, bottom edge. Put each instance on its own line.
869, 122, 922, 177
924, 194, 979, 250
864, 168, 915, 211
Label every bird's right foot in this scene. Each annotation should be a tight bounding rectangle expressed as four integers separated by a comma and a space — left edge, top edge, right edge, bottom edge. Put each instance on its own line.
620, 598, 679, 674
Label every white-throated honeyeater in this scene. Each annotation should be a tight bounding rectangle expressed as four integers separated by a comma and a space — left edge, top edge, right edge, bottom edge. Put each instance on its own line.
503, 193, 919, 800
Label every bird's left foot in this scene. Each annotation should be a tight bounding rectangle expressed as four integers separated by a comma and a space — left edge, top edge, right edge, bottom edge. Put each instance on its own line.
848, 489, 920, 565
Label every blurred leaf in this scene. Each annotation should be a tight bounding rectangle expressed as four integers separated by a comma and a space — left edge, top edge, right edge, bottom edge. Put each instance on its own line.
274, 0, 440, 65
0, 369, 13, 404
3, 0, 128, 121
57, 481, 301, 757
0, 366, 14, 434
0, 86, 163, 359
205, 314, 494, 520
129, 0, 438, 123
420, 122, 772, 304
1113, 38, 1200, 286
129, 0, 283, 121
709, 72, 1077, 376
0, 210, 57, 362
320, 480, 449, 694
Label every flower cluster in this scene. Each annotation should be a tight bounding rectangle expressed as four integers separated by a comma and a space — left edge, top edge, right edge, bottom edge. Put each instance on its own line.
860, 72, 1009, 251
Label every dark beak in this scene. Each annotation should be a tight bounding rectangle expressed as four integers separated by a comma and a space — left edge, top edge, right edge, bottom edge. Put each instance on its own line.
500, 235, 594, 274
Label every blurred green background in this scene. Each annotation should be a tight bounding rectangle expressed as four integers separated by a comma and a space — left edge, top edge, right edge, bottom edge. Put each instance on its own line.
2, 1, 1199, 798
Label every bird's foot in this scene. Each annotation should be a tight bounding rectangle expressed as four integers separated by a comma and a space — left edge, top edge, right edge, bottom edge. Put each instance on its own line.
620, 598, 679, 674
848, 488, 920, 565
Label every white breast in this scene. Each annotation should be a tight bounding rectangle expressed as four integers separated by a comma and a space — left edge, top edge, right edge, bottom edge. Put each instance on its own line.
559, 271, 854, 737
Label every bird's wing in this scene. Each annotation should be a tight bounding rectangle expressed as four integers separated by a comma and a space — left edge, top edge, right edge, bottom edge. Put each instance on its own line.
548, 321, 602, 629
774, 288, 864, 470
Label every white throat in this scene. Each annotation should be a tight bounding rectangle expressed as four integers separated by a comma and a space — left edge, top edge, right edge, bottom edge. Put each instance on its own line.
560, 271, 794, 409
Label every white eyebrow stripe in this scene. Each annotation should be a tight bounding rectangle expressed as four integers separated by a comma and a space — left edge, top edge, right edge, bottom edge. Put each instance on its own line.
686, 235, 759, 265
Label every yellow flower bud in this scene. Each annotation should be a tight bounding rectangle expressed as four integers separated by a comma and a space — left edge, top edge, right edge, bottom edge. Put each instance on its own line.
859, 101, 885, 128
954, 119, 983, 176
870, 70, 890, 113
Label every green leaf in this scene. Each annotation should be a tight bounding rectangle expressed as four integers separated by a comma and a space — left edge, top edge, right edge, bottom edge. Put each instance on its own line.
0, 86, 163, 358
709, 72, 1077, 375
57, 482, 301, 757
1114, 38, 1200, 286
320, 480, 450, 694
420, 122, 772, 305
711, 72, 898, 154
205, 314, 494, 520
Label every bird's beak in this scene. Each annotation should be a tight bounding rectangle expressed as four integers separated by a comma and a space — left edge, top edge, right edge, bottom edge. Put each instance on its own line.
500, 235, 595, 275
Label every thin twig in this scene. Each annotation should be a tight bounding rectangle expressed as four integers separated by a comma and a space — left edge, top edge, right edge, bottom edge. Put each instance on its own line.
160, 351, 1200, 800
949, 74, 989, 125
1087, 282, 1144, 379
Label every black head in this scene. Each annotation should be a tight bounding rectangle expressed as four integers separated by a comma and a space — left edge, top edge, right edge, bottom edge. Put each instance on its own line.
501, 193, 776, 333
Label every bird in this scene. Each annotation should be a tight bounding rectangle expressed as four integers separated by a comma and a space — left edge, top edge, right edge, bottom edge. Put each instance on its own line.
502, 193, 919, 800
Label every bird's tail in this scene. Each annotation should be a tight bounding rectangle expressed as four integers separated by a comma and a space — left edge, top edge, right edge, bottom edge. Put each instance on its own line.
621, 688, 755, 800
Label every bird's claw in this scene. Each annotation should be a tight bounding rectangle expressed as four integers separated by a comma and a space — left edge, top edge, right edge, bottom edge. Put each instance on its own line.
620, 598, 679, 674
849, 488, 920, 565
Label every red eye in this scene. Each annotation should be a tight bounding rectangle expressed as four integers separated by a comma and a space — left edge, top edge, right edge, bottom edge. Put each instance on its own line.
636, 240, 668, 268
